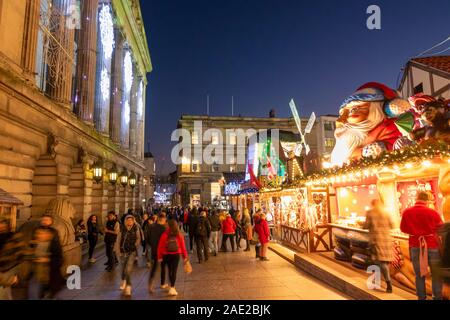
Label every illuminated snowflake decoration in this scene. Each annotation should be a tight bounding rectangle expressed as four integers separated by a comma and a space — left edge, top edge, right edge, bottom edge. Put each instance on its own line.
99, 5, 115, 60
137, 81, 144, 118
100, 68, 110, 101
124, 100, 130, 125
124, 51, 133, 93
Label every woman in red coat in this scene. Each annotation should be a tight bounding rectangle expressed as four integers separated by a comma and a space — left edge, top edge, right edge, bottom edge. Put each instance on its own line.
254, 213, 270, 261
157, 220, 189, 296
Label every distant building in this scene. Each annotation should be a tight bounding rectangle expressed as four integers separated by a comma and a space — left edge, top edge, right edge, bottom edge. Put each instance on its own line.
143, 152, 156, 205
175, 113, 338, 206
399, 56, 450, 100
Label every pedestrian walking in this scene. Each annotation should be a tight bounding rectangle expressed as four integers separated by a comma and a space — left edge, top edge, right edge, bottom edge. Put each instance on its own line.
141, 213, 149, 257
252, 212, 261, 258
242, 209, 252, 251
0, 217, 27, 300
104, 211, 120, 272
188, 207, 199, 252
157, 220, 189, 296
220, 214, 237, 252
234, 210, 243, 250
146, 213, 168, 293
183, 207, 189, 233
28, 215, 64, 300
363, 199, 394, 293
116, 215, 142, 297
194, 211, 211, 263
208, 210, 221, 256
87, 215, 102, 264
400, 191, 444, 300
254, 213, 270, 261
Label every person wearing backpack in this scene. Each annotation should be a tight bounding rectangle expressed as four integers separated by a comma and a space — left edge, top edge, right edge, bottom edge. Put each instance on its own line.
115, 215, 142, 297
157, 220, 189, 296
194, 211, 211, 263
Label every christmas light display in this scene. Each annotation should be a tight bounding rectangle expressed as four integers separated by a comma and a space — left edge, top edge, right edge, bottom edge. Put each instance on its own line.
99, 5, 115, 61
100, 68, 110, 101
124, 51, 133, 93
137, 80, 143, 118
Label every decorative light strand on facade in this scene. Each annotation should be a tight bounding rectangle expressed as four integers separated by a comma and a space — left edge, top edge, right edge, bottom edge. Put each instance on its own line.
100, 68, 110, 101
99, 5, 115, 61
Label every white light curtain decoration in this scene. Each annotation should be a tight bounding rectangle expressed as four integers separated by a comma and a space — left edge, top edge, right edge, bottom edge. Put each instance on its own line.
94, 3, 115, 134
99, 5, 115, 60
137, 80, 144, 119
121, 49, 133, 148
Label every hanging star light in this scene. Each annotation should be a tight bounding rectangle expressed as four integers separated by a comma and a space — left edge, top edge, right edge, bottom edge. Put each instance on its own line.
100, 68, 110, 101
99, 5, 115, 60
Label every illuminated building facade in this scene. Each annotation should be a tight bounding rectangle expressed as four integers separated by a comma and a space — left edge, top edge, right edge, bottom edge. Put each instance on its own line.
0, 0, 152, 227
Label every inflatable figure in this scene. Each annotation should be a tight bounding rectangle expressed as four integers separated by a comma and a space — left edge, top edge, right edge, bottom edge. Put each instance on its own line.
331, 82, 413, 166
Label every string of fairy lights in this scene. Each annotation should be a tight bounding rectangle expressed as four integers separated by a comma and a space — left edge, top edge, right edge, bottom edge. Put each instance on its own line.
285, 139, 450, 188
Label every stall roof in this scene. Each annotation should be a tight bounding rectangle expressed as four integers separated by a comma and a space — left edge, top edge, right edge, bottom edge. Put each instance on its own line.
0, 188, 23, 205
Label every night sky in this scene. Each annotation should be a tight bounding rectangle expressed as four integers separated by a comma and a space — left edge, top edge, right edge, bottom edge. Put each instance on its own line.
140, 0, 450, 175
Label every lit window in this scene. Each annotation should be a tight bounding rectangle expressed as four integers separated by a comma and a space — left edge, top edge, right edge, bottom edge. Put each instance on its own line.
229, 132, 237, 145
192, 131, 199, 145
192, 160, 200, 173
324, 122, 334, 131
212, 132, 219, 145
230, 165, 236, 172
325, 138, 335, 148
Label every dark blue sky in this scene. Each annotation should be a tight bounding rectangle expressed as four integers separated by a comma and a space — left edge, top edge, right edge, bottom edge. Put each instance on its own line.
141, 0, 450, 175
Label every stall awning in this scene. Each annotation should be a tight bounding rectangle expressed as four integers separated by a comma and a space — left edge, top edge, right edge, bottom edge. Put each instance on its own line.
0, 188, 23, 206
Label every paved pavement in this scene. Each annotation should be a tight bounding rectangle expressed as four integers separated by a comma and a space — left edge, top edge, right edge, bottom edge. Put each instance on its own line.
57, 241, 350, 300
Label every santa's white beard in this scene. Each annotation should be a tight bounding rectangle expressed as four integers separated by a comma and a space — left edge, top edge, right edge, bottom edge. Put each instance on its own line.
330, 126, 368, 167
330, 101, 385, 167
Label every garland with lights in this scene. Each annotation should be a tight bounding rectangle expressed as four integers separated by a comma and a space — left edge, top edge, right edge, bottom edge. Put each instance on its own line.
286, 139, 450, 188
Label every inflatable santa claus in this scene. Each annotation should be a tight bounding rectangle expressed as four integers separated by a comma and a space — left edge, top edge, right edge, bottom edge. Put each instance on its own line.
331, 82, 412, 166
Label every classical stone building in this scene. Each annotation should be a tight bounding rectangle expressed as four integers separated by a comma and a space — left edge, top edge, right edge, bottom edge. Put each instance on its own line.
0, 0, 152, 227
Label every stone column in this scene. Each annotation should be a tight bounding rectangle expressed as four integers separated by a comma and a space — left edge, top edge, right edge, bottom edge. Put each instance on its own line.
110, 29, 124, 144
21, 0, 40, 82
129, 67, 139, 158
74, 0, 99, 124
46, 0, 76, 107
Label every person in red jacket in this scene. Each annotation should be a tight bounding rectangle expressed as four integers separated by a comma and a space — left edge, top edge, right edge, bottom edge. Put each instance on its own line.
157, 220, 189, 296
220, 214, 237, 252
254, 213, 270, 261
400, 191, 444, 300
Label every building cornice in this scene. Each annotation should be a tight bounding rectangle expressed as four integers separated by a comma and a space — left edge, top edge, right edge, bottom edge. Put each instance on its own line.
113, 0, 152, 81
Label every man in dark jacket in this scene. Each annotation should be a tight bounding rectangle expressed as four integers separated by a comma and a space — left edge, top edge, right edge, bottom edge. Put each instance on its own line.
188, 207, 199, 253
104, 211, 119, 272
146, 213, 167, 293
208, 210, 221, 256
194, 211, 211, 263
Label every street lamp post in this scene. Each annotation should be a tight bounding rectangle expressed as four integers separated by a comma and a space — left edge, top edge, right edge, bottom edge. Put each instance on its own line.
92, 159, 104, 184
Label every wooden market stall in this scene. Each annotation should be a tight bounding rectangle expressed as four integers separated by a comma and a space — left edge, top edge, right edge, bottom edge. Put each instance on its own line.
0, 188, 23, 231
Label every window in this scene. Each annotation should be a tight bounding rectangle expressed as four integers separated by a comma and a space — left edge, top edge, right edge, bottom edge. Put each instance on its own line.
192, 161, 200, 173
212, 162, 219, 173
211, 132, 219, 145
324, 122, 335, 131
325, 138, 335, 148
229, 132, 237, 145
192, 131, 199, 145
414, 83, 424, 94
